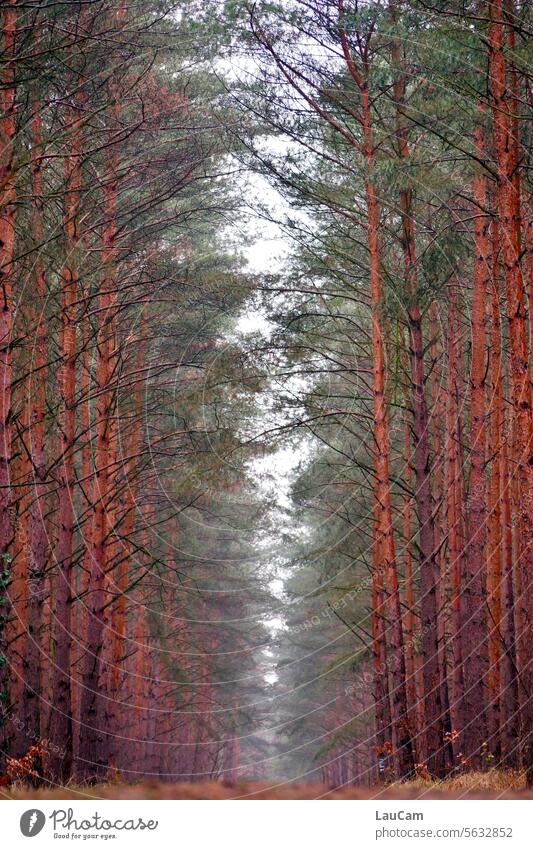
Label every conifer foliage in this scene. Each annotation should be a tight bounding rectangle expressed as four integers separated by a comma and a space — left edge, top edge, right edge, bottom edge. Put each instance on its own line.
0, 0, 531, 788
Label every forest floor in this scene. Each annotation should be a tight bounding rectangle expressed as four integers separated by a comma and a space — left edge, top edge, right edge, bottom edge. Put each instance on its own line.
1, 772, 532, 800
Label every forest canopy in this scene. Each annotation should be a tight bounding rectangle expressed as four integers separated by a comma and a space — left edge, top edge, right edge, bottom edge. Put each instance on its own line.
0, 0, 531, 792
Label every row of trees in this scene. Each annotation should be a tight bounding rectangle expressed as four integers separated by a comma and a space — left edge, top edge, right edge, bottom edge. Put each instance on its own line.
225, 0, 532, 783
0, 0, 271, 784
0, 0, 531, 790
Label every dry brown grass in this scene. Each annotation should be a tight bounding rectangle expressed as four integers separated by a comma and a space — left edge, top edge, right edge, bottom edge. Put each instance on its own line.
0, 771, 531, 800
392, 769, 526, 797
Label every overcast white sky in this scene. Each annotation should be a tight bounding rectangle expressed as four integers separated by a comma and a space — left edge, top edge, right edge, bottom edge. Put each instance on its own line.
232, 171, 315, 686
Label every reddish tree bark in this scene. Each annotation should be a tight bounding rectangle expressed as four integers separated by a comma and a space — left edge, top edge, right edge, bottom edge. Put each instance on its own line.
6, 398, 30, 757
48, 88, 84, 780
23, 99, 49, 757
401, 403, 419, 759
488, 1, 533, 778
461, 118, 490, 765
371, 513, 393, 780
389, 23, 447, 775
501, 399, 520, 766
486, 211, 503, 761
366, 130, 413, 777
445, 287, 465, 752
78, 5, 125, 776
0, 3, 17, 764
490, 216, 520, 766
351, 34, 414, 781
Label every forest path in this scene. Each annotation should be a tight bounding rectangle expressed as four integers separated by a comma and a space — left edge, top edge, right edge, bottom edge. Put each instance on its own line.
3, 782, 533, 800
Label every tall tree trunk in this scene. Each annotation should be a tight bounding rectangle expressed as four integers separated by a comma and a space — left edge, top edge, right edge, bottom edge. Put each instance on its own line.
77, 205, 117, 780
445, 287, 465, 753
72, 307, 91, 762
486, 209, 504, 761
488, 0, 533, 780
6, 398, 30, 757
361, 84, 414, 777
0, 1, 17, 766
501, 396, 520, 765
390, 28, 446, 775
77, 1, 128, 780
48, 92, 84, 779
461, 118, 490, 766
336, 3, 414, 778
371, 506, 393, 780
401, 399, 419, 761
23, 99, 49, 759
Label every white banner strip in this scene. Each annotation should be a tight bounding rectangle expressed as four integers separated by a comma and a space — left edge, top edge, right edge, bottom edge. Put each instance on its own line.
2, 799, 532, 848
